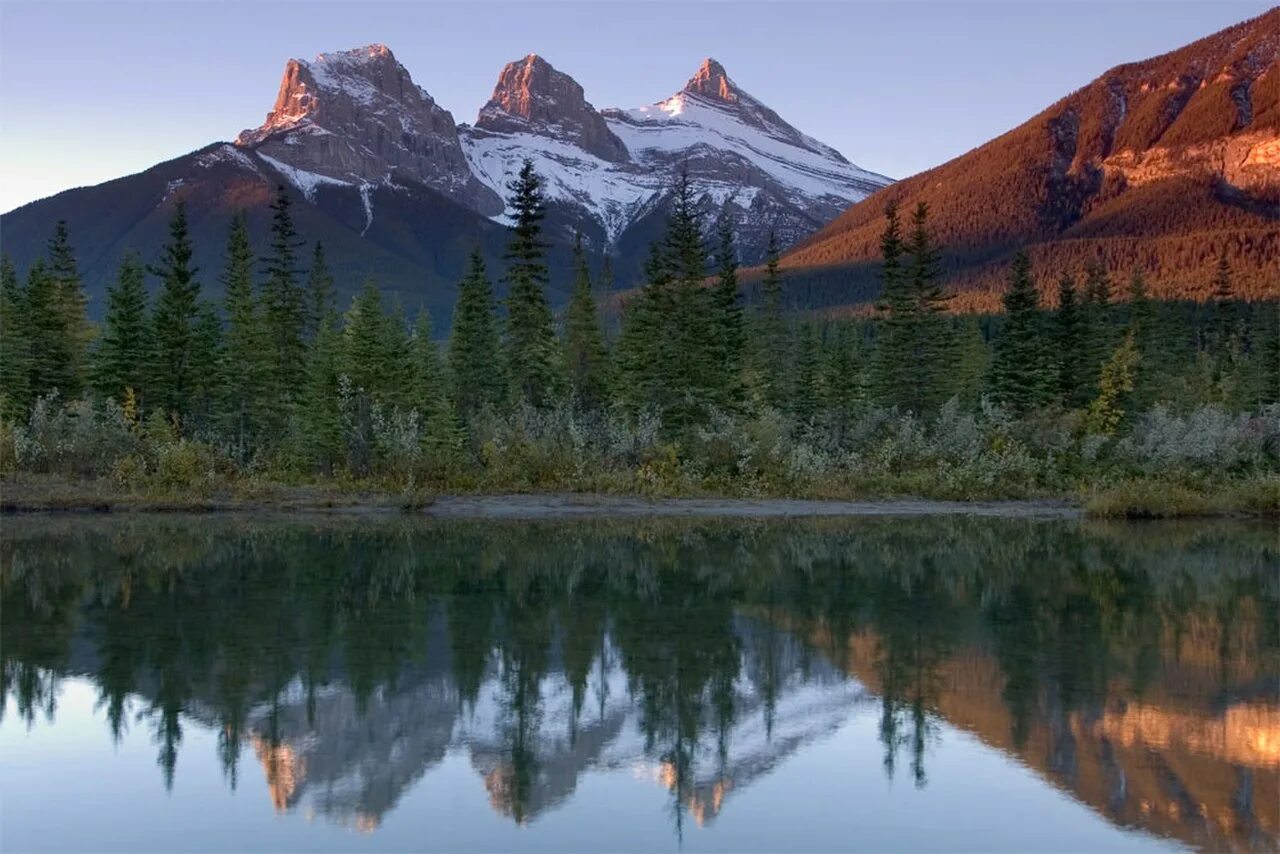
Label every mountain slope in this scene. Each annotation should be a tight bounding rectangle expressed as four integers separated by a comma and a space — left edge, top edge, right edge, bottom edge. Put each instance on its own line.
780, 9, 1280, 308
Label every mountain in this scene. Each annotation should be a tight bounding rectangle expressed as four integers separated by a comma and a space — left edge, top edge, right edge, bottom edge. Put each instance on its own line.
0, 46, 887, 320
777, 9, 1280, 310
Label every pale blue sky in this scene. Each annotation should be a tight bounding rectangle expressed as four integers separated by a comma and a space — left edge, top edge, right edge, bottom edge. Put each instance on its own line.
0, 1, 1271, 212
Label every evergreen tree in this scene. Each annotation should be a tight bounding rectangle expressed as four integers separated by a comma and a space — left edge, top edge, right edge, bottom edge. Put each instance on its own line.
820, 322, 866, 432
0, 255, 32, 419
408, 309, 444, 416
502, 160, 559, 407
658, 168, 715, 431
710, 215, 745, 410
790, 322, 821, 425
305, 241, 335, 342
448, 249, 506, 417
1054, 274, 1087, 407
93, 252, 150, 405
299, 310, 344, 474
220, 214, 268, 455
1209, 251, 1237, 355
341, 280, 392, 401
382, 297, 413, 410
262, 185, 307, 414
755, 231, 787, 409
903, 202, 949, 412
23, 259, 63, 399
614, 243, 667, 417
188, 301, 224, 432
562, 233, 609, 410
45, 220, 91, 397
870, 202, 913, 408
148, 201, 202, 422
1081, 258, 1114, 388
990, 252, 1051, 414
1126, 269, 1158, 407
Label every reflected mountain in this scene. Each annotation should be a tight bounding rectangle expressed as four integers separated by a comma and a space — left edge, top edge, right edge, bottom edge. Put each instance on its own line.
2, 515, 1276, 850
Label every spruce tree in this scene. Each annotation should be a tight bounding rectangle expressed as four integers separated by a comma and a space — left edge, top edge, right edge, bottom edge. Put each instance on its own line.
45, 220, 91, 397
614, 243, 667, 417
341, 280, 392, 401
870, 202, 912, 409
990, 252, 1051, 415
188, 302, 224, 433
1085, 332, 1139, 436
1054, 274, 1087, 407
300, 310, 344, 474
306, 241, 335, 342
220, 214, 268, 455
382, 297, 413, 410
710, 215, 745, 410
790, 322, 821, 425
448, 249, 506, 417
1126, 269, 1158, 407
756, 231, 787, 409
659, 168, 715, 431
1210, 251, 1236, 355
0, 256, 32, 419
1081, 258, 1114, 389
148, 200, 202, 422
903, 202, 949, 413
563, 233, 609, 410
262, 185, 307, 414
93, 252, 150, 405
23, 259, 65, 400
503, 160, 559, 407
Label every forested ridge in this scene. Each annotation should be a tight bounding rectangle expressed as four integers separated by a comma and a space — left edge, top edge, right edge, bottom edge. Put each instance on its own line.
1, 159, 1277, 512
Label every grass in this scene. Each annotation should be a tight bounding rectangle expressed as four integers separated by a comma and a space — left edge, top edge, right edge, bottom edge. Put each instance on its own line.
1083, 476, 1280, 519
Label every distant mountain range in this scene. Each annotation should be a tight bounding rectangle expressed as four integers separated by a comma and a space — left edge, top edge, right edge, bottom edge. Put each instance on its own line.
777, 8, 1280, 310
0, 47, 888, 323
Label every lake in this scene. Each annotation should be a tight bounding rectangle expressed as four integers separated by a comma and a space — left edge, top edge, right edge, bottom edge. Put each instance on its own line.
2, 514, 1276, 852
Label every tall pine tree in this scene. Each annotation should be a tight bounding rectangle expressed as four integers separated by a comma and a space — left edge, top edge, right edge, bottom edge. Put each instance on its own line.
0, 256, 32, 419
755, 231, 787, 409
93, 252, 150, 406
148, 201, 202, 422
503, 160, 560, 407
262, 185, 307, 416
448, 249, 506, 417
990, 252, 1051, 414
710, 215, 745, 410
305, 241, 335, 342
562, 233, 609, 410
45, 221, 91, 398
220, 214, 268, 456
1054, 274, 1087, 407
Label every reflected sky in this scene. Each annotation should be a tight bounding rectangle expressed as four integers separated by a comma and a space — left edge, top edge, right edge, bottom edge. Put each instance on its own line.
2, 516, 1276, 852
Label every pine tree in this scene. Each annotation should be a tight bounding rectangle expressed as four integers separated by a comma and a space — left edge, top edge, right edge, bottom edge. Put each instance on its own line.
503, 160, 560, 407
220, 214, 268, 455
188, 301, 224, 433
23, 259, 63, 400
148, 201, 202, 422
382, 297, 413, 410
658, 168, 715, 431
0, 255, 32, 419
755, 231, 787, 409
1126, 269, 1159, 407
820, 322, 866, 432
1054, 274, 1087, 408
299, 310, 344, 474
1210, 251, 1237, 355
902, 202, 950, 413
93, 252, 150, 405
563, 233, 609, 410
990, 252, 1051, 414
710, 215, 745, 410
341, 280, 392, 401
448, 249, 506, 417
406, 309, 444, 416
262, 185, 307, 415
305, 241, 335, 342
1081, 258, 1114, 389
790, 322, 821, 425
870, 202, 912, 409
614, 243, 666, 417
45, 220, 91, 398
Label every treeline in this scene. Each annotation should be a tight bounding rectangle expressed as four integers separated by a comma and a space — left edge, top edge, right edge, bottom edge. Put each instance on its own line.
0, 160, 1276, 498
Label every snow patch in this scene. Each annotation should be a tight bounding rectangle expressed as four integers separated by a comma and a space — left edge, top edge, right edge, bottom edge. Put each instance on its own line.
259, 153, 353, 201
359, 183, 374, 235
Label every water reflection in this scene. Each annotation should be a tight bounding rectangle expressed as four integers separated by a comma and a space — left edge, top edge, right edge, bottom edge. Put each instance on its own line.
2, 516, 1277, 850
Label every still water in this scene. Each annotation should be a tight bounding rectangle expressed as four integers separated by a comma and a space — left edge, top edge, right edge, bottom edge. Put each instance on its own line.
2, 514, 1276, 852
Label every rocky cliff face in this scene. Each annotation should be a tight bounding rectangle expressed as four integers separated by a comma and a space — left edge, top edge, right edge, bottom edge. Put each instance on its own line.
473, 54, 628, 163
236, 44, 500, 213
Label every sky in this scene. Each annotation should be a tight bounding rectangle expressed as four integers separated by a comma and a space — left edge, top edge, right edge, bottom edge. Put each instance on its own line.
0, 1, 1272, 213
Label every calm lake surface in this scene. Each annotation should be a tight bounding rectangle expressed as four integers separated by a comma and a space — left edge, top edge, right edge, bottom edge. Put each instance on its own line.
2, 514, 1276, 852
